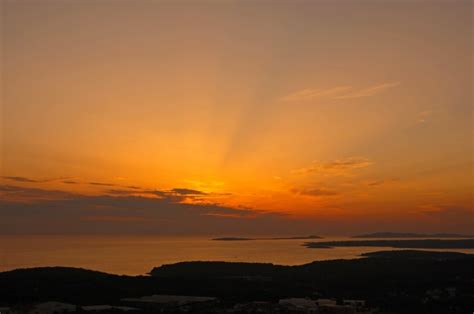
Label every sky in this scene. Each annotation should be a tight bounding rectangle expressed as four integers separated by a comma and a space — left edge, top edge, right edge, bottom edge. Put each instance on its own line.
0, 0, 473, 235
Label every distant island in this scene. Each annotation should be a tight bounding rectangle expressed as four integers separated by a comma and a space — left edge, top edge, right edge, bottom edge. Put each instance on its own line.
212, 237, 255, 241
304, 239, 474, 249
360, 250, 474, 260
353, 232, 474, 238
271, 235, 322, 240
212, 235, 322, 241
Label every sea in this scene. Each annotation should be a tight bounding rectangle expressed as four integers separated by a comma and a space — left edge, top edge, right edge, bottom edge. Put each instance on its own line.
0, 235, 473, 275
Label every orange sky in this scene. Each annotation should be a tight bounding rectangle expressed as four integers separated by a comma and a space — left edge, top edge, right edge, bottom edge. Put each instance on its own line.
0, 0, 472, 235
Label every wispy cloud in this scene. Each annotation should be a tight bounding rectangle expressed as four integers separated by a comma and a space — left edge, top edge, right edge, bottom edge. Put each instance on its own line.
417, 205, 474, 231
0, 185, 289, 234
0, 179, 221, 205
63, 180, 78, 184
418, 204, 473, 217
89, 182, 119, 187
89, 181, 144, 190
366, 178, 399, 187
281, 86, 352, 102
292, 188, 339, 197
80, 215, 148, 223
201, 212, 258, 219
293, 157, 373, 176
170, 188, 208, 195
282, 82, 400, 102
334, 82, 400, 99
2, 176, 39, 183
0, 184, 77, 201
2, 176, 69, 183
103, 187, 213, 201
3, 175, 151, 192
367, 180, 385, 186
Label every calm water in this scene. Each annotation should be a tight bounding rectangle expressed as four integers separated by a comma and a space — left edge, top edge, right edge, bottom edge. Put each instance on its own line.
1, 235, 473, 275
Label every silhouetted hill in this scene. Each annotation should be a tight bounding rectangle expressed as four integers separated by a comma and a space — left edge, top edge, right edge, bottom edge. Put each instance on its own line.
150, 261, 285, 278
1, 251, 473, 313
0, 267, 156, 305
353, 232, 474, 238
150, 250, 474, 279
304, 239, 474, 249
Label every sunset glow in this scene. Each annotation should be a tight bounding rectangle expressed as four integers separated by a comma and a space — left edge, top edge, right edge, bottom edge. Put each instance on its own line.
1, 0, 472, 235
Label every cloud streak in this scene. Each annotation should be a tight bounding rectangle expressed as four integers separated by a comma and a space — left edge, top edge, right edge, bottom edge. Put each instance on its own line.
89, 182, 119, 187
292, 188, 339, 197
2, 175, 171, 194
282, 82, 400, 102
0, 184, 77, 201
171, 188, 208, 195
293, 157, 372, 176
0, 185, 291, 235
2, 176, 70, 183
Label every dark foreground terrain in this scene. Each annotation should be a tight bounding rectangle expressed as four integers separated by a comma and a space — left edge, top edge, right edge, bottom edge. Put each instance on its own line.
0, 250, 473, 313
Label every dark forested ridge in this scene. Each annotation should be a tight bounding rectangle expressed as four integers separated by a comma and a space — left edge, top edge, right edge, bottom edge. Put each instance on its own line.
1, 251, 473, 313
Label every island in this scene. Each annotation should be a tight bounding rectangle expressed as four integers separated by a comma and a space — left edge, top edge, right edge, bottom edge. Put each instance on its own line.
270, 235, 322, 240
211, 237, 255, 241
353, 232, 474, 238
304, 239, 474, 249
212, 235, 322, 241
360, 250, 474, 260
